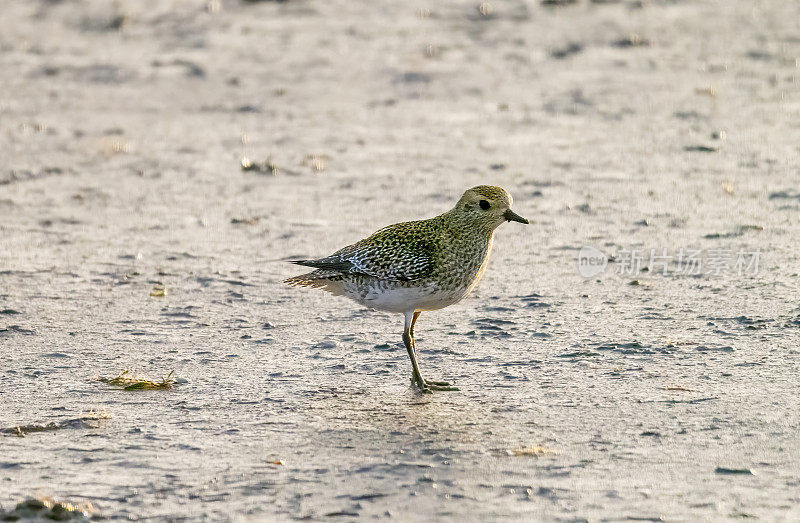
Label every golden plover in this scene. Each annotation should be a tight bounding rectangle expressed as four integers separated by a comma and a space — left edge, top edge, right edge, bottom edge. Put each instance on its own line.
285, 185, 529, 392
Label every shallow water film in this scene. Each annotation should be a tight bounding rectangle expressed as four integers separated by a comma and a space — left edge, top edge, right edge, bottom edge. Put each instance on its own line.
2, 0, 799, 520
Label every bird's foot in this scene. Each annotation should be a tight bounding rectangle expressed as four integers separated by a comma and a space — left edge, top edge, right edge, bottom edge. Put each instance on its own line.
411, 376, 459, 392
424, 381, 460, 392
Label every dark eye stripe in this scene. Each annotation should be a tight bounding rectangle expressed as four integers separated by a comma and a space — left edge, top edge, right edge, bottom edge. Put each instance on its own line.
479, 200, 490, 210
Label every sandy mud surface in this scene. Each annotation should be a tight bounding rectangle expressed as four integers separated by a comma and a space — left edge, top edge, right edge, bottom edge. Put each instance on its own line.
1, 0, 799, 520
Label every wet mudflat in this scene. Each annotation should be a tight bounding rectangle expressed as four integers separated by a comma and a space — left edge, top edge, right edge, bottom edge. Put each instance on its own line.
1, 0, 799, 520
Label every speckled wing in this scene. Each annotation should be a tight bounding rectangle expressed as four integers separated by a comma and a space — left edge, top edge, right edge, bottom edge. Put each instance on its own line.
293, 221, 437, 282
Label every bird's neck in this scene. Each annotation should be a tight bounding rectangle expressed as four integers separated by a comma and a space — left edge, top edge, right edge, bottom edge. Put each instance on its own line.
438, 211, 495, 253
441, 210, 497, 238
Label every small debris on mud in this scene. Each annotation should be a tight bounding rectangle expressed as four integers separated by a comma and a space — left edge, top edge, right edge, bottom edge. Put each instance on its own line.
612, 33, 651, 47
715, 467, 755, 475
0, 497, 98, 520
507, 445, 555, 457
241, 155, 279, 175
551, 42, 583, 59
98, 369, 177, 390
231, 216, 260, 225
301, 154, 327, 173
542, 0, 577, 6
1, 412, 110, 437
684, 145, 719, 153
694, 86, 717, 97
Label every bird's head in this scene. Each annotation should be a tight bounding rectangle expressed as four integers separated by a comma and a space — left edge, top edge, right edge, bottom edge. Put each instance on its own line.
452, 185, 529, 231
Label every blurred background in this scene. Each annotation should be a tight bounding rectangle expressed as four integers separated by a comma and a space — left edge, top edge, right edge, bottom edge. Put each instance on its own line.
1, 0, 799, 520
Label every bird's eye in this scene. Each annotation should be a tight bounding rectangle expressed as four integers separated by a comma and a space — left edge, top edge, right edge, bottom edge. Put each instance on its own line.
479, 200, 490, 210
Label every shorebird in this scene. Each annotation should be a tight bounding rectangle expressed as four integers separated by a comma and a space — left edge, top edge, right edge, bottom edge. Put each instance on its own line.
285, 185, 529, 392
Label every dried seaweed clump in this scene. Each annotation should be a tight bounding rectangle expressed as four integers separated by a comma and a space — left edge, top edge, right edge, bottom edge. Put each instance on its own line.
98, 369, 176, 390
0, 497, 98, 520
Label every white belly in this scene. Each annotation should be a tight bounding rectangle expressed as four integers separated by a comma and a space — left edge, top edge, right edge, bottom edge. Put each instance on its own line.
357, 283, 462, 313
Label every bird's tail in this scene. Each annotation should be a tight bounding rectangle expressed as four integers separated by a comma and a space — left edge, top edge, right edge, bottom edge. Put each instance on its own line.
284, 271, 326, 288
284, 269, 346, 295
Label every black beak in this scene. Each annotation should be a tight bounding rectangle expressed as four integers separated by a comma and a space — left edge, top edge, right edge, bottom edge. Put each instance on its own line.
504, 209, 529, 224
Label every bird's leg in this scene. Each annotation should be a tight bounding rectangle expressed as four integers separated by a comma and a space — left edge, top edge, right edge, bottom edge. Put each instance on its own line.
409, 311, 445, 386
403, 311, 426, 389
409, 310, 421, 338
410, 311, 447, 385
403, 311, 458, 392
402, 328, 426, 390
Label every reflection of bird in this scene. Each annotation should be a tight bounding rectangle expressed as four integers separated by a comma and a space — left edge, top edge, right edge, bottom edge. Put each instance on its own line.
285, 185, 529, 392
